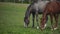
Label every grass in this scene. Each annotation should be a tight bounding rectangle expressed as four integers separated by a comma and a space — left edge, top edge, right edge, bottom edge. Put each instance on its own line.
0, 2, 60, 34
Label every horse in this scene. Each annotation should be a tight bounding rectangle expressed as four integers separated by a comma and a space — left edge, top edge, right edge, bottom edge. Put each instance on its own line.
24, 0, 49, 29
40, 0, 60, 30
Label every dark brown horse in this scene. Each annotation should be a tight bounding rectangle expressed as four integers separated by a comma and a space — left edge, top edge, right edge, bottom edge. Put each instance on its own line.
40, 1, 60, 30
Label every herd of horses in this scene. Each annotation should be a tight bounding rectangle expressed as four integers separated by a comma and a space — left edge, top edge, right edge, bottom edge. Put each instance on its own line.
24, 0, 60, 30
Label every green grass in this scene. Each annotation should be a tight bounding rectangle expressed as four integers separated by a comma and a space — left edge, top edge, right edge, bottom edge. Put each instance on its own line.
0, 2, 60, 34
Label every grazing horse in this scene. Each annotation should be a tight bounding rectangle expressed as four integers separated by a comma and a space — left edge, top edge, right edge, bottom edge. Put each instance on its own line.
24, 0, 49, 29
40, 1, 60, 30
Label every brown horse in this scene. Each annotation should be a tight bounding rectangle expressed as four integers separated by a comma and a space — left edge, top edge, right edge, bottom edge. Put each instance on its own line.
40, 1, 60, 30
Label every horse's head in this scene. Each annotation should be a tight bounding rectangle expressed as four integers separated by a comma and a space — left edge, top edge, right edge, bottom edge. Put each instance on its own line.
24, 17, 30, 28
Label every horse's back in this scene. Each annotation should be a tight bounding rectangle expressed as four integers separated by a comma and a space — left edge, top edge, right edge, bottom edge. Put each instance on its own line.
44, 1, 60, 13
33, 1, 49, 12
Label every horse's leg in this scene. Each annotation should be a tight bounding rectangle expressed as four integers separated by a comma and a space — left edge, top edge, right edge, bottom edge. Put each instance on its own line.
50, 14, 54, 30
54, 14, 59, 30
32, 13, 35, 27
44, 15, 48, 28
36, 11, 39, 29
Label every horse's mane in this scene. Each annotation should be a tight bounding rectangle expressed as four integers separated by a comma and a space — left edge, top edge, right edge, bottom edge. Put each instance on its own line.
24, 3, 33, 19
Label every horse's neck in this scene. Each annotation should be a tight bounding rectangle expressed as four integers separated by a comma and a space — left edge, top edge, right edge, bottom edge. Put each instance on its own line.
25, 9, 30, 19
25, 12, 30, 18
25, 14, 29, 19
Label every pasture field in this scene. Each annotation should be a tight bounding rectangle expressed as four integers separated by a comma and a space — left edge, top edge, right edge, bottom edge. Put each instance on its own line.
0, 2, 60, 34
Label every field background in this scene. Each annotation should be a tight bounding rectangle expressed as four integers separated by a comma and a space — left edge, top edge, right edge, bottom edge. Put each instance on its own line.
0, 2, 60, 34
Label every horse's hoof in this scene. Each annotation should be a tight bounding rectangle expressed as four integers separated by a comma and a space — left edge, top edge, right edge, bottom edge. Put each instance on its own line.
51, 27, 58, 30
37, 26, 39, 29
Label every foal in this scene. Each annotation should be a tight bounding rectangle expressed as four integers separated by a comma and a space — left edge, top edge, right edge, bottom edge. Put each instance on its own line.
40, 1, 60, 30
